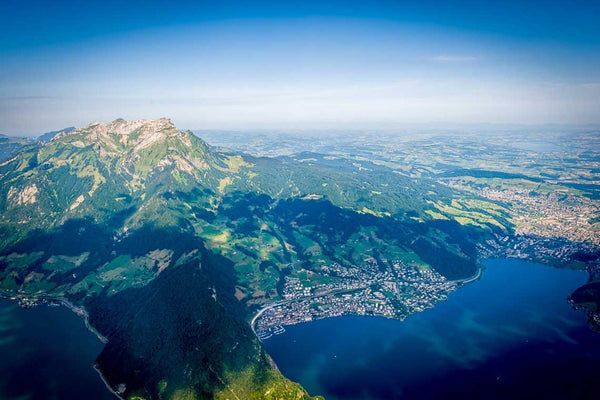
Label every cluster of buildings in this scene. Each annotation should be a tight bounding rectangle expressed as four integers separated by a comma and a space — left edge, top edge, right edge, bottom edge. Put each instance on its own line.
487, 234, 600, 268
478, 188, 600, 246
254, 260, 459, 337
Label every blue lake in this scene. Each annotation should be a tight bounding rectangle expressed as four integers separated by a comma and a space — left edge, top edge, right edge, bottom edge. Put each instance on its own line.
263, 259, 600, 400
0, 298, 113, 400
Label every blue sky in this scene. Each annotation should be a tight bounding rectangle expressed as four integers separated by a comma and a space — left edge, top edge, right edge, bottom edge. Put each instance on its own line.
1, 0, 599, 134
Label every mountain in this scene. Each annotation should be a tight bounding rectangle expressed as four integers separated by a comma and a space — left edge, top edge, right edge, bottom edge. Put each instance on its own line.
37, 126, 75, 144
0, 118, 511, 399
1, 126, 74, 163
0, 134, 32, 162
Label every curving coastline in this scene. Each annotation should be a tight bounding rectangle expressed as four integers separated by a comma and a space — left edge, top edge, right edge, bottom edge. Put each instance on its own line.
0, 292, 120, 399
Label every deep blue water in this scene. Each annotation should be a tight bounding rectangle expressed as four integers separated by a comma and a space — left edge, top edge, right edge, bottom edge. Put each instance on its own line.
0, 298, 114, 400
263, 259, 600, 400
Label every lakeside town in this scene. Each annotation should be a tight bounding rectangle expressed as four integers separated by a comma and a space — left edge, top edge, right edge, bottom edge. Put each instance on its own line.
254, 191, 600, 341
476, 187, 600, 247
254, 260, 460, 339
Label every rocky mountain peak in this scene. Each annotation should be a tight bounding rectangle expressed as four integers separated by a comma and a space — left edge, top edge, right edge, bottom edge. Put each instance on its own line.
7, 118, 216, 193
78, 117, 178, 140
52, 118, 195, 152
104, 117, 176, 136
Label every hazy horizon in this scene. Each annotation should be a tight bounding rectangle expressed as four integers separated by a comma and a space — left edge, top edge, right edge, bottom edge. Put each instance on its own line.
2, 0, 599, 135
5, 119, 600, 139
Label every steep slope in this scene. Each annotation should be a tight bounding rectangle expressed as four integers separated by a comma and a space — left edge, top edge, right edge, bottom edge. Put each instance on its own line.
37, 126, 75, 143
1, 119, 223, 239
0, 119, 324, 399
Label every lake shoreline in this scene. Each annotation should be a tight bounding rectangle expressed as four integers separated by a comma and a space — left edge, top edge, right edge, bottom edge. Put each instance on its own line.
262, 258, 596, 400
0, 292, 120, 399
250, 264, 485, 342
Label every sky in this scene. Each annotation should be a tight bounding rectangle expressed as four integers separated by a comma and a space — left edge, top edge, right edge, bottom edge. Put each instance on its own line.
1, 0, 599, 134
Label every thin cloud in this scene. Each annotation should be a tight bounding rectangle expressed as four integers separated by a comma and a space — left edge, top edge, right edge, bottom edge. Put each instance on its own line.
579, 82, 600, 90
0, 95, 61, 101
430, 55, 478, 62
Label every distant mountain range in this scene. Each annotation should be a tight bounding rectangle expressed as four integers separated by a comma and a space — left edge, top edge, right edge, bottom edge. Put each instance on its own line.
0, 126, 75, 161
0, 134, 31, 162
37, 126, 75, 144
